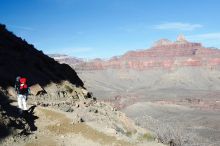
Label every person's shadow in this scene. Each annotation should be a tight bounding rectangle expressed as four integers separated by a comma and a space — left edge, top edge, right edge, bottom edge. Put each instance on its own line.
0, 93, 39, 139
22, 105, 38, 132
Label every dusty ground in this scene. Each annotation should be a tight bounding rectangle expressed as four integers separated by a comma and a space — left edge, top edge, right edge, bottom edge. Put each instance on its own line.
26, 107, 131, 146
1, 105, 164, 146
76, 69, 220, 146
122, 101, 220, 146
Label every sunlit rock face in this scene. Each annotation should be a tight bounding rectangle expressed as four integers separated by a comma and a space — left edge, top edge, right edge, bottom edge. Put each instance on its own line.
57, 35, 220, 70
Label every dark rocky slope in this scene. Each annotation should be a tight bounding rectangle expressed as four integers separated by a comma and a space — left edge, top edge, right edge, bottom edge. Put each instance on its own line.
0, 24, 83, 88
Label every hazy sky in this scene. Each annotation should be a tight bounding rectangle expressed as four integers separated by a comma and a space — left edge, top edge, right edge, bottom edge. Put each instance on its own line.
1, 0, 220, 59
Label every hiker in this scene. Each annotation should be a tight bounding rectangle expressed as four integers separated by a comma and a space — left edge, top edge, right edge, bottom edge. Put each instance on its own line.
15, 76, 30, 114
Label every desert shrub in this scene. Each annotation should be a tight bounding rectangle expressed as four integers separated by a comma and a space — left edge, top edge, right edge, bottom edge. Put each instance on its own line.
64, 85, 73, 93
138, 133, 154, 141
135, 115, 200, 146
125, 131, 133, 137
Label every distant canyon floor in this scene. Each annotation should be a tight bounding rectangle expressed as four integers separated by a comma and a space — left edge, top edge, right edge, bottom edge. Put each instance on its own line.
76, 70, 220, 146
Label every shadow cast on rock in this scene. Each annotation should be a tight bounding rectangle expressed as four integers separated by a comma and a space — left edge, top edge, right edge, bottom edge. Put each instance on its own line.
0, 92, 38, 141
22, 105, 38, 132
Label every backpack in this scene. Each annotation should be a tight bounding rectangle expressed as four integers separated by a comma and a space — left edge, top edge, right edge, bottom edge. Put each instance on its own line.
15, 76, 21, 93
19, 78, 29, 95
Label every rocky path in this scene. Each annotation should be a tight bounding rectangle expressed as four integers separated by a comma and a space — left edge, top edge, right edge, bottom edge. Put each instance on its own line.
3, 105, 164, 146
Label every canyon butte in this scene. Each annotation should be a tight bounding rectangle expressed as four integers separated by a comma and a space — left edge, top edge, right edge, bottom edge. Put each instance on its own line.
56, 34, 220, 70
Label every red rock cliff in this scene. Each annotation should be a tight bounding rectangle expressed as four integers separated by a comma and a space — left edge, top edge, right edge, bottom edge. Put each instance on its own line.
54, 35, 220, 70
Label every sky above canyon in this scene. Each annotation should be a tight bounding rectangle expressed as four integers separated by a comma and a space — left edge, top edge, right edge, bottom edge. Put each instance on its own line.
1, 0, 220, 59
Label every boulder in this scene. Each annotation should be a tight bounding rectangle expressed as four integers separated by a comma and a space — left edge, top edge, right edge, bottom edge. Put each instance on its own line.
81, 88, 89, 96
71, 114, 84, 124
7, 86, 17, 97
106, 128, 117, 135
29, 84, 45, 96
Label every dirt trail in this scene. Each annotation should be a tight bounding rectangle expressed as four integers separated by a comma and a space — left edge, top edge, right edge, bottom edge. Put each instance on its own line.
20, 107, 163, 146
21, 107, 131, 146
1, 100, 165, 146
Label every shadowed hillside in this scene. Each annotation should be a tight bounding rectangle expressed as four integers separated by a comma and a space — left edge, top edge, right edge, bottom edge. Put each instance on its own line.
0, 24, 83, 88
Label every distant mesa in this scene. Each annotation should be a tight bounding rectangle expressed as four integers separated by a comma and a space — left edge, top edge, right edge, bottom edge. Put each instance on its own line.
49, 54, 69, 58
